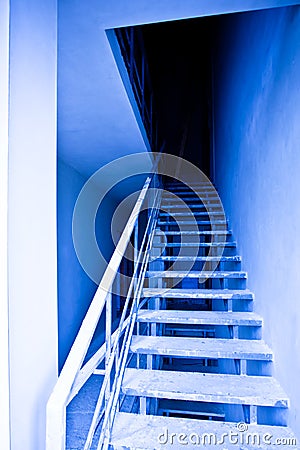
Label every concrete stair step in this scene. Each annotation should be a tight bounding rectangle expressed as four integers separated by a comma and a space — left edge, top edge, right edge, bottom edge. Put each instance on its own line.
130, 336, 273, 361
110, 413, 297, 449
160, 203, 220, 209
157, 220, 227, 225
159, 211, 223, 217
146, 270, 245, 278
162, 198, 220, 204
166, 191, 215, 195
165, 186, 215, 191
155, 230, 231, 236
152, 242, 237, 248
137, 310, 262, 326
143, 288, 253, 300
122, 369, 289, 408
163, 192, 218, 197
152, 245, 236, 253
165, 182, 213, 186
149, 255, 241, 262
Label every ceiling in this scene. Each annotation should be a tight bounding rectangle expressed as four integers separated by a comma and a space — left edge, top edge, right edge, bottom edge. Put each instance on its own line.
58, 0, 299, 180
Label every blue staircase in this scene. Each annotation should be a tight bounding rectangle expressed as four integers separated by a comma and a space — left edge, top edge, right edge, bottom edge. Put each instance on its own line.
66, 181, 297, 449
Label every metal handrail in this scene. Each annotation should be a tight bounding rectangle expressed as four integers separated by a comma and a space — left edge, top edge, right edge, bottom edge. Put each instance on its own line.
46, 155, 162, 450
84, 187, 161, 449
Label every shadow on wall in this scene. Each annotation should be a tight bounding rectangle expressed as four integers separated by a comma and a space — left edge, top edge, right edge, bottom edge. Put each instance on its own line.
57, 159, 119, 370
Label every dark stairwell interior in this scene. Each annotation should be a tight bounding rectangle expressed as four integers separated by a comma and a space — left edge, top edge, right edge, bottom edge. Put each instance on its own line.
141, 18, 213, 175
115, 15, 216, 175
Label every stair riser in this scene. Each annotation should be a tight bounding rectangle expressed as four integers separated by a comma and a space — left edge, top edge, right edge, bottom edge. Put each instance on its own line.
140, 324, 262, 340
146, 280, 247, 291
154, 235, 234, 247
123, 391, 288, 410
167, 326, 261, 341
143, 298, 254, 314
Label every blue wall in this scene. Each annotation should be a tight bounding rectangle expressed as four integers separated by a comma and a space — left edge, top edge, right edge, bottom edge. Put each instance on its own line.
57, 159, 97, 369
214, 6, 300, 434
57, 159, 120, 369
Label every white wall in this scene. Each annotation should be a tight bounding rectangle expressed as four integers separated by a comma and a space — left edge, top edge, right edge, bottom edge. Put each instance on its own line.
214, 5, 300, 435
0, 0, 11, 448
8, 0, 58, 449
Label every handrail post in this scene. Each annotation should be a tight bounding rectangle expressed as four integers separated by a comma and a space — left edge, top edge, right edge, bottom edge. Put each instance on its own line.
134, 221, 138, 288
134, 220, 140, 368
105, 292, 112, 408
46, 399, 66, 450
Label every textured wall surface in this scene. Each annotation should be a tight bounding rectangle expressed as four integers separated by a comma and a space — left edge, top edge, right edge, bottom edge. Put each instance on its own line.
214, 5, 300, 435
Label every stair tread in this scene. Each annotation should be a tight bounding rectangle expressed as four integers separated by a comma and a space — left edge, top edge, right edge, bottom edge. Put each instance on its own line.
157, 220, 227, 225
163, 192, 218, 196
122, 369, 289, 407
130, 336, 273, 360
146, 270, 246, 278
150, 255, 241, 261
155, 230, 231, 235
166, 182, 213, 185
143, 288, 253, 299
164, 190, 216, 193
110, 413, 297, 449
159, 212, 223, 216
152, 242, 236, 247
137, 310, 262, 326
162, 199, 220, 203
166, 185, 214, 187
161, 204, 220, 209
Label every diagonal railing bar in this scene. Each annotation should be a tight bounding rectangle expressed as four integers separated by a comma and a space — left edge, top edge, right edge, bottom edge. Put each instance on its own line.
67, 317, 130, 405
46, 153, 162, 450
